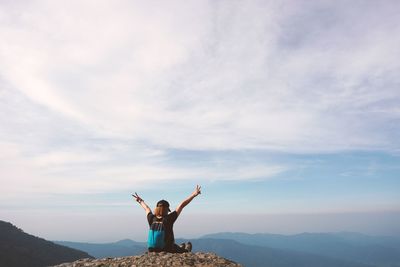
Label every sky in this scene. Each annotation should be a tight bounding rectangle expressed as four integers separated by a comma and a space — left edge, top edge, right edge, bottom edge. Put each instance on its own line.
0, 0, 399, 242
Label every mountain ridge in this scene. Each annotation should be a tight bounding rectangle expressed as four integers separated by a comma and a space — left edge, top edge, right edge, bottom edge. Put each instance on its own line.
202, 232, 400, 267
3, 218, 399, 267
54, 231, 400, 267
0, 220, 93, 267
55, 239, 146, 258
55, 234, 387, 267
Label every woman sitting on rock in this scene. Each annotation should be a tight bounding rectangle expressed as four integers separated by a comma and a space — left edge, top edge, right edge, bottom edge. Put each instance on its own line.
132, 185, 201, 253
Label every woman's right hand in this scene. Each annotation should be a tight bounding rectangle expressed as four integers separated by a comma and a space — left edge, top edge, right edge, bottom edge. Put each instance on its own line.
192, 185, 201, 197
132, 192, 143, 203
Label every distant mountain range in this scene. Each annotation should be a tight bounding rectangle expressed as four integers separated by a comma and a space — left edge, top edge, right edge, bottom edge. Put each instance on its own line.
178, 238, 373, 267
0, 220, 92, 267
55, 232, 400, 267
3, 219, 400, 267
201, 232, 400, 267
55, 239, 147, 258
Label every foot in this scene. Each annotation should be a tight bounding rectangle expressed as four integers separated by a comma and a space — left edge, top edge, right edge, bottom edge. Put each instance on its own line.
179, 243, 186, 250
186, 242, 192, 252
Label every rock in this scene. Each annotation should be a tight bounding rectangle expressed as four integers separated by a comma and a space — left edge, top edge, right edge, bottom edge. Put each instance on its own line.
51, 252, 242, 267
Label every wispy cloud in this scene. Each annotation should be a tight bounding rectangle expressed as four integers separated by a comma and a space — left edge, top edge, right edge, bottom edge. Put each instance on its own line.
1, 1, 399, 151
0, 0, 399, 199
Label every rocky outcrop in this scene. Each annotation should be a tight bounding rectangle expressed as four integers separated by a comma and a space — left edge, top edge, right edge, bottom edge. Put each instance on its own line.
52, 252, 242, 267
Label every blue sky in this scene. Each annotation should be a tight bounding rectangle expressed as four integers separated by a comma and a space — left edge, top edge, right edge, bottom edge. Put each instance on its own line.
0, 0, 399, 242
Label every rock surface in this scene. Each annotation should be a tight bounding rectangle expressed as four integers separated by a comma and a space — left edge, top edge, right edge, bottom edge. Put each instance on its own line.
52, 252, 242, 267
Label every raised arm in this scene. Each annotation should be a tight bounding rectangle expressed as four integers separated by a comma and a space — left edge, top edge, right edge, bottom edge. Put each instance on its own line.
132, 192, 151, 215
176, 185, 201, 216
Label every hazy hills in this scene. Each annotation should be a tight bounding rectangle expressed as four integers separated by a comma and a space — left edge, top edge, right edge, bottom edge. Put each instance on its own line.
2, 218, 399, 267
55, 239, 146, 258
202, 232, 400, 267
59, 238, 368, 267
0, 220, 92, 267
180, 238, 372, 267
55, 232, 400, 267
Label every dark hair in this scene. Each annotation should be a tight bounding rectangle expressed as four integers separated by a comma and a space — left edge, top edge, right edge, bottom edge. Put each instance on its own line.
156, 200, 171, 211
154, 206, 168, 217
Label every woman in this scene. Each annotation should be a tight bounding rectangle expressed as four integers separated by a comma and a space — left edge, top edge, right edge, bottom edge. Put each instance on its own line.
132, 185, 201, 253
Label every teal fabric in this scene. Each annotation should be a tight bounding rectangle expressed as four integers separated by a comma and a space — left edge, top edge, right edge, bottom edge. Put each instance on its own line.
148, 218, 166, 249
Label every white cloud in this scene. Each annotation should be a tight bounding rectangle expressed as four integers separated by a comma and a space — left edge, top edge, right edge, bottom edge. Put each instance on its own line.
0, 0, 399, 197
31, 150, 108, 167
1, 1, 399, 152
0, 144, 286, 196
